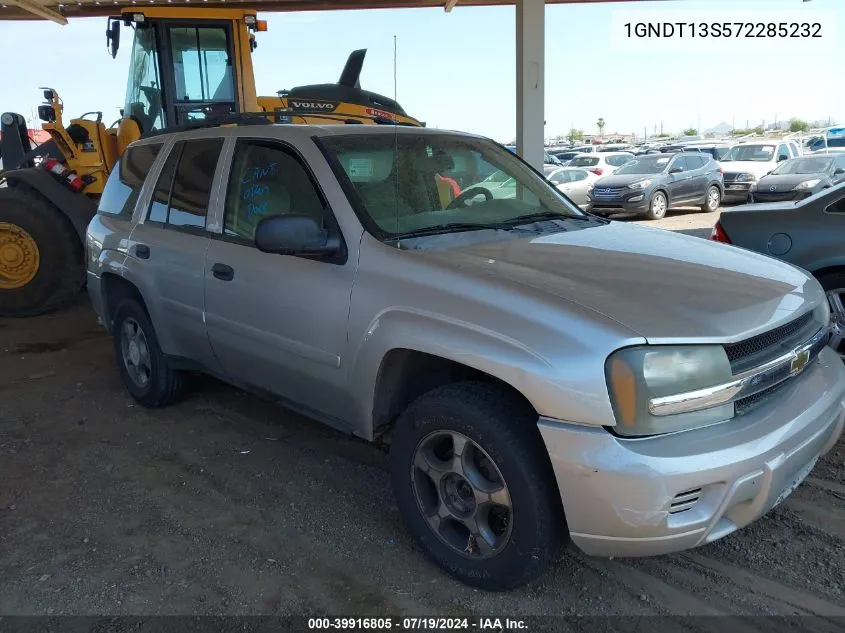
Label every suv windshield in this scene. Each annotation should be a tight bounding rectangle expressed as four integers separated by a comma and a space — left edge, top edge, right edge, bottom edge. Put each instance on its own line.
771, 157, 833, 175
319, 133, 584, 239
722, 144, 776, 162
614, 156, 671, 175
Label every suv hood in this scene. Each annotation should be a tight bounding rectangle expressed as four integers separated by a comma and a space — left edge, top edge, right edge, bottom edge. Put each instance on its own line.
721, 160, 776, 177
420, 222, 820, 342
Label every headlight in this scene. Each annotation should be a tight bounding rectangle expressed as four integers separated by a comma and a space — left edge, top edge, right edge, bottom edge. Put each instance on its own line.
734, 173, 757, 182
586, 183, 594, 191
795, 179, 821, 190
628, 179, 652, 190
606, 345, 734, 436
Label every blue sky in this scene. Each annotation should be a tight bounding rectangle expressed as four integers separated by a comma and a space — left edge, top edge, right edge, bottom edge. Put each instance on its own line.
0, 0, 842, 142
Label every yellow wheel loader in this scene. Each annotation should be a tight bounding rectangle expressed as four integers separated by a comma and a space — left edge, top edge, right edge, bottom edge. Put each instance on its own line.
0, 7, 421, 317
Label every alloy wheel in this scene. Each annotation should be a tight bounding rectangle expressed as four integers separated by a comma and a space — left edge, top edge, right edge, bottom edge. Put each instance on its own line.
411, 430, 513, 559
707, 187, 720, 211
651, 193, 667, 218
120, 317, 152, 388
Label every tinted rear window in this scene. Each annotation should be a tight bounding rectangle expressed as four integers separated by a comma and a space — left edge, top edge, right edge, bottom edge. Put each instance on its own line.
167, 138, 224, 229
98, 143, 162, 218
569, 156, 599, 167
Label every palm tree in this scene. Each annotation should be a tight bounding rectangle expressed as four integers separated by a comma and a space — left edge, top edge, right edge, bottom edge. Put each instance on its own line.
596, 118, 606, 137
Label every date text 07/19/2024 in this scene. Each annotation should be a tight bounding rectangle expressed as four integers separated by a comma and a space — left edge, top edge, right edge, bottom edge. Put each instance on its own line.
307, 617, 528, 631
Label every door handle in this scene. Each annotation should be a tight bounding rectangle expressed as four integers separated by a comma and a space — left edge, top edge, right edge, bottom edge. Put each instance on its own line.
212, 263, 235, 282
134, 244, 150, 259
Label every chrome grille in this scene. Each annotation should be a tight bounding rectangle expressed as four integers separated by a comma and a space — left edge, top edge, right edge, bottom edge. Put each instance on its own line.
724, 311, 815, 371
735, 381, 791, 416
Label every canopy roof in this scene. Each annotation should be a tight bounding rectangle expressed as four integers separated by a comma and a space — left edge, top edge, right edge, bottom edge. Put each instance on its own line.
1, 0, 639, 24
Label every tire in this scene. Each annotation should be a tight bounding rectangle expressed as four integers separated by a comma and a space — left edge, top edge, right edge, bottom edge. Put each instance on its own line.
0, 187, 85, 317
816, 272, 845, 360
645, 190, 668, 220
112, 298, 185, 407
701, 185, 721, 213
389, 381, 566, 591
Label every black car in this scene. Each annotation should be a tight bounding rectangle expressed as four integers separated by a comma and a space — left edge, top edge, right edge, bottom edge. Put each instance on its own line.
750, 154, 845, 203
586, 153, 724, 220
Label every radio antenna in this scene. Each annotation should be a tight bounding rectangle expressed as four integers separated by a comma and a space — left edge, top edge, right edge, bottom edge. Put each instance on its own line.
393, 34, 400, 246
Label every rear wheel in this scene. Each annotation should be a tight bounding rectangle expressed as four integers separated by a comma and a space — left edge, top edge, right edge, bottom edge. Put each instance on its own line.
645, 190, 667, 220
112, 299, 186, 407
701, 185, 721, 212
0, 187, 85, 317
390, 381, 565, 590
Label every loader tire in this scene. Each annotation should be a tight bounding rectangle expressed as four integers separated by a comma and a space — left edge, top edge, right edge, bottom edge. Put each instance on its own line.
0, 186, 85, 317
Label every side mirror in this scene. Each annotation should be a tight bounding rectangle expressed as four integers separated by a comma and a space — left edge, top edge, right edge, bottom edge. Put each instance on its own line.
777, 155, 788, 162
668, 167, 683, 174
254, 214, 339, 256
106, 19, 121, 59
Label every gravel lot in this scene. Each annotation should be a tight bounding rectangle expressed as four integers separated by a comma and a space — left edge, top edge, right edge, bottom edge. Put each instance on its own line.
1, 214, 844, 625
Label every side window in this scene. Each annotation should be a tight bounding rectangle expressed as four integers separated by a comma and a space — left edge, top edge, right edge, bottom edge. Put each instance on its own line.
670, 156, 687, 172
570, 170, 588, 182
686, 155, 705, 170
223, 140, 326, 242
147, 143, 182, 224
777, 145, 790, 162
167, 138, 223, 229
550, 171, 569, 185
98, 143, 162, 218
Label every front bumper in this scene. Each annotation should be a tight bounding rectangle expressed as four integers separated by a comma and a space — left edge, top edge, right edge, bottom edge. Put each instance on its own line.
751, 189, 814, 203
538, 346, 845, 558
587, 190, 650, 214
722, 182, 755, 202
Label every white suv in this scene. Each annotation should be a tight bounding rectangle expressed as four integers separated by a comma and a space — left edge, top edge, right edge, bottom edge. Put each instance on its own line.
567, 151, 634, 177
721, 141, 801, 203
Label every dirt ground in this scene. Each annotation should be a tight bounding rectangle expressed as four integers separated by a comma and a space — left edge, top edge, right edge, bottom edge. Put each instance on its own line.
1, 214, 845, 624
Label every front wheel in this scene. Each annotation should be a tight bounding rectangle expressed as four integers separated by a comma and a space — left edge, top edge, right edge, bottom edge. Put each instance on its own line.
389, 382, 565, 591
645, 190, 667, 220
701, 185, 721, 213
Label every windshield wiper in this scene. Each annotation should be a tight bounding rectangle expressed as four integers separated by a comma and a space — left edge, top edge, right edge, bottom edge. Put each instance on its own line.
393, 222, 519, 239
503, 210, 593, 225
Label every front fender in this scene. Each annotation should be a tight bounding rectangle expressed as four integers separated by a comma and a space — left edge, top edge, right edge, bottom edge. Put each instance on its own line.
347, 307, 622, 439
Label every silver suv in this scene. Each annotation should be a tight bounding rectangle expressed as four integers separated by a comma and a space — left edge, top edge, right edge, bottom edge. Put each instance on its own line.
86, 124, 845, 591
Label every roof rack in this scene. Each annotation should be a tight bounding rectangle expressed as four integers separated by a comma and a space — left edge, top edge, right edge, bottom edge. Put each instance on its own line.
140, 108, 421, 139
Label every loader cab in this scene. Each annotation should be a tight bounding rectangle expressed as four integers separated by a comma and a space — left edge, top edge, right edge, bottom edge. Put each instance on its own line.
116, 9, 261, 136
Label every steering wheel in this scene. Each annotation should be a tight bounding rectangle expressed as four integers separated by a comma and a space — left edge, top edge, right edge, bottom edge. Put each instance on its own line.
447, 186, 494, 209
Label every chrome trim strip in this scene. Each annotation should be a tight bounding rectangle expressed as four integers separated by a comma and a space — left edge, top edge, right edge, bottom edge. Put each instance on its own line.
649, 327, 829, 417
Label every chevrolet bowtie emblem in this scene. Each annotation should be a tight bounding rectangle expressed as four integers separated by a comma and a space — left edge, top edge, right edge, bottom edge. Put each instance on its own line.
790, 349, 810, 376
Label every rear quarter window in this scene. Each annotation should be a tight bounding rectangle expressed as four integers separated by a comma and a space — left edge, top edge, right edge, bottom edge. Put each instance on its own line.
97, 143, 162, 219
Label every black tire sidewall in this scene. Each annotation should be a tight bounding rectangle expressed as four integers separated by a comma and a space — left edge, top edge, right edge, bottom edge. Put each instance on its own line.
390, 388, 561, 590
112, 299, 169, 406
0, 191, 81, 316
